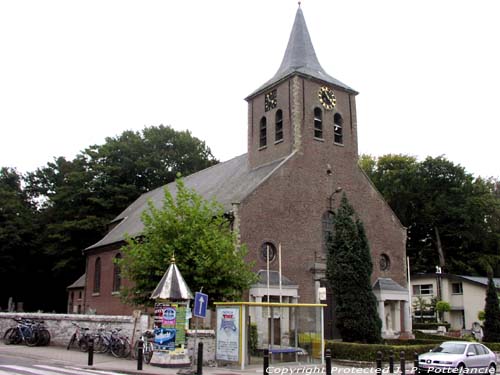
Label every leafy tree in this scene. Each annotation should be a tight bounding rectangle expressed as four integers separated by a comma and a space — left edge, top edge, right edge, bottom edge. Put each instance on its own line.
360, 154, 500, 276
21, 125, 218, 311
0, 167, 38, 310
435, 300, 451, 322
482, 274, 500, 342
326, 194, 382, 343
119, 178, 257, 306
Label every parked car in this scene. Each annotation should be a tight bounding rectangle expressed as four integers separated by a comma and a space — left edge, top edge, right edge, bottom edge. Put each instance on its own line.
418, 341, 497, 374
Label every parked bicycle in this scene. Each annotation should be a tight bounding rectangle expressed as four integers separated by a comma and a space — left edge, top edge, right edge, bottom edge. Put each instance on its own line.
3, 318, 51, 346
66, 322, 91, 352
132, 330, 155, 364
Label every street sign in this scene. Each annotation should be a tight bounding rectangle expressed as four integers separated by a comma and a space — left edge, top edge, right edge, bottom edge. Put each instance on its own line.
193, 292, 208, 318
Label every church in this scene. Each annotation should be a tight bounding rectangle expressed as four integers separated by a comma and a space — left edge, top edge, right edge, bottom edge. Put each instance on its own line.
81, 6, 411, 339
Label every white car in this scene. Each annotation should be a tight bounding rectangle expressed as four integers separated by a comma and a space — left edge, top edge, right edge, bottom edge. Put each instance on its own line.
418, 341, 497, 374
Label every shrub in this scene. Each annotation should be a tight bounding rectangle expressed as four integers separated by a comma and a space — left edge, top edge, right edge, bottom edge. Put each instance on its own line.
325, 341, 435, 362
412, 322, 450, 330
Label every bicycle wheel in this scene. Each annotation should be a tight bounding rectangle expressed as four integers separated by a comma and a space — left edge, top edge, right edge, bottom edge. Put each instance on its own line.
25, 329, 39, 347
144, 341, 154, 364
4, 328, 21, 345
78, 335, 89, 352
94, 335, 110, 353
111, 338, 130, 358
67, 333, 76, 350
38, 329, 51, 346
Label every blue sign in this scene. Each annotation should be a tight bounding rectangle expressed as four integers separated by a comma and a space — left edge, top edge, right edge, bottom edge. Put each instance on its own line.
193, 292, 208, 318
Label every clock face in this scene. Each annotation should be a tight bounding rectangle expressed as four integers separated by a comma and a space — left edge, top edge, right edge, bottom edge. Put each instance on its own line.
318, 86, 336, 110
264, 89, 277, 112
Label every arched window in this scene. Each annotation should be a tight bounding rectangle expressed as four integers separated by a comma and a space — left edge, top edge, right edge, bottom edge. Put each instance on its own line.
322, 211, 335, 252
259, 117, 267, 148
93, 257, 101, 294
275, 110, 283, 142
314, 108, 323, 139
334, 113, 343, 144
113, 253, 122, 292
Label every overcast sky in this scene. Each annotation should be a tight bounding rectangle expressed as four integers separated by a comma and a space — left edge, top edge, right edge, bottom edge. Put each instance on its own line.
1, 0, 499, 179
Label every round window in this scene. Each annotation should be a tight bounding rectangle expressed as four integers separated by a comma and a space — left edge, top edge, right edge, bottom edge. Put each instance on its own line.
380, 254, 391, 271
260, 242, 277, 263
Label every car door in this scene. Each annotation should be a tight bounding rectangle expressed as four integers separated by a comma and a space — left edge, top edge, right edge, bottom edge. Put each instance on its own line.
472, 344, 491, 370
464, 343, 481, 369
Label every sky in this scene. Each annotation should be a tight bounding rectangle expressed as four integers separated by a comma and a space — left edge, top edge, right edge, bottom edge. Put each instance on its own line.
1, 0, 499, 179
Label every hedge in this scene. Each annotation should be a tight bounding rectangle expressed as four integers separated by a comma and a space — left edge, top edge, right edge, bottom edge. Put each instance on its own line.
413, 322, 450, 330
413, 331, 469, 341
325, 341, 436, 362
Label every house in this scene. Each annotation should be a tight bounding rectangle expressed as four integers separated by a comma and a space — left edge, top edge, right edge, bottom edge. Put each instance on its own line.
80, 6, 411, 339
67, 274, 85, 314
411, 273, 499, 331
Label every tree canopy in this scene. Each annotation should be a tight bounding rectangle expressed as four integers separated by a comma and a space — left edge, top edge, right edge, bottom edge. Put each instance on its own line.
0, 125, 217, 312
360, 154, 500, 276
119, 178, 257, 306
482, 273, 500, 342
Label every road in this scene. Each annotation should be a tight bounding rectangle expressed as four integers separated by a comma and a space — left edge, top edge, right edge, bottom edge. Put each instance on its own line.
0, 353, 128, 375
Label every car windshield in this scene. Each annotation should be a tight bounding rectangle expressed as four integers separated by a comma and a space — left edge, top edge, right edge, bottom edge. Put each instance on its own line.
433, 343, 467, 354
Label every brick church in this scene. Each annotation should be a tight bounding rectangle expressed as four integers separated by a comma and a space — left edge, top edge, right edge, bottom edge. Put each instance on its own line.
80, 6, 411, 339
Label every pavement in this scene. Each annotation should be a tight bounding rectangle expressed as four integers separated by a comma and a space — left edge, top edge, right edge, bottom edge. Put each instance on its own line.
0, 343, 372, 375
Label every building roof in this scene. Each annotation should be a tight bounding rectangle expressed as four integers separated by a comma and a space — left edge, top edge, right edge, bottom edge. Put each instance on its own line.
247, 7, 356, 99
411, 273, 500, 289
255, 270, 297, 287
373, 277, 407, 293
86, 153, 289, 251
67, 274, 86, 289
150, 257, 193, 300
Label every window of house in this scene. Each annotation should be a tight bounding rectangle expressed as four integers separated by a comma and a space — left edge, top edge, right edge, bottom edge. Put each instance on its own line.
113, 253, 122, 293
93, 257, 101, 294
452, 282, 463, 294
334, 113, 343, 144
260, 242, 277, 263
322, 211, 334, 252
314, 107, 323, 139
275, 110, 283, 142
380, 254, 391, 271
259, 117, 267, 148
413, 284, 433, 296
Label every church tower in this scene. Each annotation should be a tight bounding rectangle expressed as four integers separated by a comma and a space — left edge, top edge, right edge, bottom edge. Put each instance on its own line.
246, 6, 359, 170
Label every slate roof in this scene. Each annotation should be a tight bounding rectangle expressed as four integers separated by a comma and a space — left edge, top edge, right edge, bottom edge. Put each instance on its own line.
247, 7, 357, 99
150, 258, 193, 300
372, 277, 407, 292
67, 274, 86, 289
411, 273, 500, 289
86, 153, 290, 251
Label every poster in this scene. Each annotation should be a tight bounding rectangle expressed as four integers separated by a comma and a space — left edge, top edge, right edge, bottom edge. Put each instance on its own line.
153, 301, 188, 350
216, 307, 240, 362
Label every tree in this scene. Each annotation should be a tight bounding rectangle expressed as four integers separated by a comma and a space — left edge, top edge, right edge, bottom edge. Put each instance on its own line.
119, 178, 257, 306
360, 154, 500, 276
483, 273, 500, 342
21, 125, 218, 311
435, 301, 451, 322
326, 194, 382, 343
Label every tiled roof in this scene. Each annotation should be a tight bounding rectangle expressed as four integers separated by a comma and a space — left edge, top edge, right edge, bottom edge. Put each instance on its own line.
67, 274, 85, 289
373, 277, 407, 292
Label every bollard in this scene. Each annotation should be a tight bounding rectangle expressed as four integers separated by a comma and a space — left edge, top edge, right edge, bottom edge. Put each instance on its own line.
325, 349, 332, 375
197, 342, 203, 375
88, 337, 94, 366
414, 352, 419, 374
389, 350, 394, 374
376, 351, 382, 375
137, 338, 143, 371
400, 351, 406, 375
263, 349, 269, 375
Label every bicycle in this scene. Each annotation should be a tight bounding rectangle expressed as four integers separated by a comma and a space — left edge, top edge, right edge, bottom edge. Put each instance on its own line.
108, 328, 131, 358
67, 322, 91, 352
132, 330, 155, 364
3, 318, 39, 346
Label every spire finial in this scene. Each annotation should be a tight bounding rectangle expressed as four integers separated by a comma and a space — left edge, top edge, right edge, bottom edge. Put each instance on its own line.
298, 1, 301, 8
170, 252, 176, 264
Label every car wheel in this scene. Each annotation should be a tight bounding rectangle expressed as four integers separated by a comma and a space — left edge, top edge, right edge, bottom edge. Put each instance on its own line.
457, 363, 466, 375
488, 364, 496, 375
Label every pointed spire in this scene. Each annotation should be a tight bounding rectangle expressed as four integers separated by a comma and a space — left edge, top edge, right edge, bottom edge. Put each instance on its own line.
247, 7, 356, 99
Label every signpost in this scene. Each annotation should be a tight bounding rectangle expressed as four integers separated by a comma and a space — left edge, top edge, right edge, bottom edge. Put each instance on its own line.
192, 291, 208, 368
